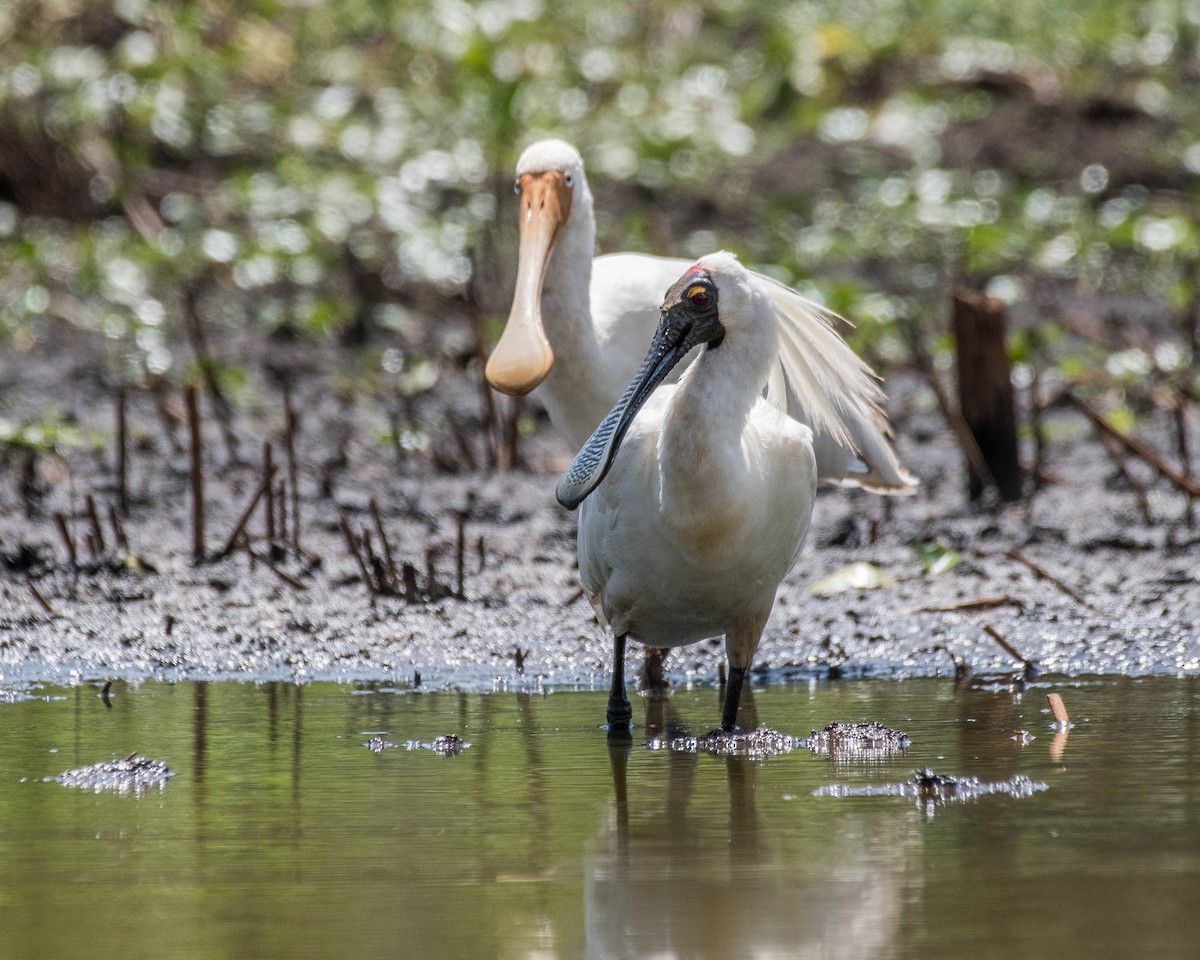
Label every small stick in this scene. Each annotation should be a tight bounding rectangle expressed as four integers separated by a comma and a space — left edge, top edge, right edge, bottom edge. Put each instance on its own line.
115, 387, 129, 516
149, 378, 184, 455
244, 541, 308, 591
214, 465, 277, 560
983, 623, 1036, 679
386, 407, 406, 464
906, 322, 999, 498
402, 562, 419, 603
282, 383, 301, 553
106, 503, 129, 554
494, 396, 522, 471
425, 546, 439, 600
476, 534, 486, 572
185, 384, 205, 561
906, 595, 1023, 614
26, 579, 55, 616
360, 526, 391, 595
1029, 358, 1048, 490
1066, 391, 1200, 497
449, 415, 478, 472
369, 498, 399, 590
921, 364, 998, 497
263, 442, 276, 548
1097, 431, 1153, 524
182, 279, 239, 462
1004, 547, 1089, 607
276, 479, 288, 556
100, 680, 113, 708
1173, 399, 1195, 527
84, 494, 106, 557
478, 375, 499, 468
53, 512, 77, 568
339, 513, 376, 595
1047, 692, 1070, 728
455, 513, 466, 599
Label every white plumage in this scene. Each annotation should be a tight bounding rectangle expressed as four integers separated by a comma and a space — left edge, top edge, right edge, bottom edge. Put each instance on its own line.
556, 253, 817, 732
486, 138, 915, 493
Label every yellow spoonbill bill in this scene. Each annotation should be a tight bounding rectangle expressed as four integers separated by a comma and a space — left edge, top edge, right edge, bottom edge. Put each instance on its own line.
486, 138, 914, 493
556, 252, 820, 733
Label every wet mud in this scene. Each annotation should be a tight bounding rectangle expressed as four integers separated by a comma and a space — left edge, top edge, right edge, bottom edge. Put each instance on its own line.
365, 733, 469, 754
812, 768, 1050, 814
645, 725, 806, 757
805, 721, 912, 757
52, 754, 173, 797
2, 333, 1200, 691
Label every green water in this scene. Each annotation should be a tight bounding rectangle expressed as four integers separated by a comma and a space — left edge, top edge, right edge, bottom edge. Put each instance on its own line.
1, 677, 1198, 959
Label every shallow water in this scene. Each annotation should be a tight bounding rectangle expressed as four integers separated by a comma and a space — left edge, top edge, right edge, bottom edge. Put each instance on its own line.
1, 676, 1198, 959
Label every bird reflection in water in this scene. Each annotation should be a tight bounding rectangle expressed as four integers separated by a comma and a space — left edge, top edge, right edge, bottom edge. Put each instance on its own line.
585, 690, 919, 960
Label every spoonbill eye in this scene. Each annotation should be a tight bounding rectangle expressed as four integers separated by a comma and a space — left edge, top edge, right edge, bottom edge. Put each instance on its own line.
686, 285, 711, 310
564, 173, 574, 186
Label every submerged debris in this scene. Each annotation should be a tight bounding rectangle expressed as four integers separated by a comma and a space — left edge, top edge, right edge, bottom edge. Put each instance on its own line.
813, 767, 1048, 814
1, 685, 66, 704
364, 736, 396, 753
1047, 692, 1071, 730
1012, 729, 1036, 745
645, 726, 803, 758
805, 722, 911, 758
54, 754, 172, 796
403, 734, 469, 756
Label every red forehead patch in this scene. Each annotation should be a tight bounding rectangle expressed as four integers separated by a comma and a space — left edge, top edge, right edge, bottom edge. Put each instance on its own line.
683, 262, 706, 277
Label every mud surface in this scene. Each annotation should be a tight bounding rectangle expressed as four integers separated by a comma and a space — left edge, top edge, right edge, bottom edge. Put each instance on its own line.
646, 725, 806, 757
812, 770, 1051, 813
52, 754, 173, 797
2, 328, 1199, 691
806, 722, 912, 757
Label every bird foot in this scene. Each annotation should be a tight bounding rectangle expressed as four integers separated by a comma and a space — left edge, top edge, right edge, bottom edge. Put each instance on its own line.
606, 696, 633, 733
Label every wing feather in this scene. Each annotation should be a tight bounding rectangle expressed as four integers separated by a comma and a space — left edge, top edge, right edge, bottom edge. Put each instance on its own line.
752, 270, 917, 493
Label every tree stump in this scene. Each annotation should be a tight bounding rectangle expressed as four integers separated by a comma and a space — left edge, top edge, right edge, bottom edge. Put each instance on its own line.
952, 289, 1023, 502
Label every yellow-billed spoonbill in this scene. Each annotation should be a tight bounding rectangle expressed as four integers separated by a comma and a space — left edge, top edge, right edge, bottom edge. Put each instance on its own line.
486, 138, 914, 493
556, 252, 819, 732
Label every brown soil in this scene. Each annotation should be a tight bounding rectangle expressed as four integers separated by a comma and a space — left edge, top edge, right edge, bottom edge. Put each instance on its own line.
2, 322, 1198, 691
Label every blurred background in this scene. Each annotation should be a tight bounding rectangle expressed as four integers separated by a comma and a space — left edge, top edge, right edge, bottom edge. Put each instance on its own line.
1, 0, 1197, 455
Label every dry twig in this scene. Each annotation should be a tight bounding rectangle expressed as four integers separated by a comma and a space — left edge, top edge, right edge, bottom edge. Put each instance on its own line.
214, 465, 277, 560
26, 579, 55, 616
1066, 390, 1200, 497
1047, 692, 1070, 728
1003, 547, 1089, 607
906, 595, 1024, 614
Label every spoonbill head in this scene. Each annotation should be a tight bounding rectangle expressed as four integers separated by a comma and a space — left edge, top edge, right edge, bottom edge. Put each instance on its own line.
484, 139, 592, 398
485, 139, 915, 493
559, 252, 818, 733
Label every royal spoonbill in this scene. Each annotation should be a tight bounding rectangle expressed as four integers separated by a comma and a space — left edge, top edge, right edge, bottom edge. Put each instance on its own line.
556, 252, 821, 733
486, 138, 914, 493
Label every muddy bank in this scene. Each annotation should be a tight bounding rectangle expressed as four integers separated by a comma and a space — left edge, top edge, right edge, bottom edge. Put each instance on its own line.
2, 331, 1198, 690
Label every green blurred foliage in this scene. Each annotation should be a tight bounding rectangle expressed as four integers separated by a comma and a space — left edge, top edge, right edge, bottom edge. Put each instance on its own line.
1, 0, 1198, 382
912, 540, 961, 576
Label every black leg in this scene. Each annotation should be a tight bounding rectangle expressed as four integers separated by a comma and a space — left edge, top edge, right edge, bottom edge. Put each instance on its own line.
607, 633, 633, 734
720, 665, 746, 732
